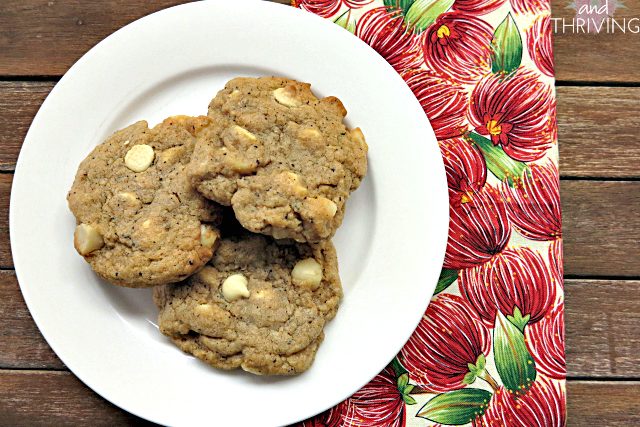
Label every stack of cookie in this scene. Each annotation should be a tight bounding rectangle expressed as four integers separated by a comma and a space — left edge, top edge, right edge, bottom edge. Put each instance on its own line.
67, 77, 368, 375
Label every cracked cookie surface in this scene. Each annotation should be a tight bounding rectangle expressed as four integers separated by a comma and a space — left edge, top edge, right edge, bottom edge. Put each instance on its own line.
67, 116, 222, 287
187, 77, 368, 243
153, 233, 342, 375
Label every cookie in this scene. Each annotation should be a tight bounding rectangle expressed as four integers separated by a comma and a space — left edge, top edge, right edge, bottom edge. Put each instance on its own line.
67, 116, 222, 287
187, 77, 368, 243
153, 232, 342, 375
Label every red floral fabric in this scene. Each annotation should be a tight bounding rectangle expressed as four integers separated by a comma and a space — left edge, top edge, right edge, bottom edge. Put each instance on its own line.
292, 0, 564, 425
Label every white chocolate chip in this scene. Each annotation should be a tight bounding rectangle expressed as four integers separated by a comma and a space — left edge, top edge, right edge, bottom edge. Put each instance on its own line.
123, 139, 130, 146
196, 266, 218, 286
273, 87, 302, 107
200, 224, 219, 248
142, 219, 152, 229
74, 223, 104, 255
221, 274, 250, 302
305, 197, 338, 219
117, 191, 141, 208
298, 127, 322, 145
158, 146, 185, 165
230, 89, 241, 98
291, 258, 323, 290
275, 171, 308, 197
350, 127, 367, 148
223, 150, 257, 174
232, 125, 257, 142
124, 144, 154, 172
195, 303, 214, 316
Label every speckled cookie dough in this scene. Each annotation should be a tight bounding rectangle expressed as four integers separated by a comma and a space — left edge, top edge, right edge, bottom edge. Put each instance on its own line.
153, 233, 342, 375
67, 116, 222, 288
187, 77, 368, 243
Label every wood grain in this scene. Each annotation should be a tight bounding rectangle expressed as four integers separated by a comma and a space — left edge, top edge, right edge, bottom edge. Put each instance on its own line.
0, 271, 64, 370
2, 268, 638, 377
0, 82, 53, 172
565, 279, 640, 378
0, 370, 156, 426
567, 381, 640, 426
0, 0, 188, 76
0, 370, 637, 425
552, 0, 640, 83
0, 174, 11, 270
561, 180, 640, 277
557, 87, 640, 178
0, 0, 639, 83
1, 82, 640, 177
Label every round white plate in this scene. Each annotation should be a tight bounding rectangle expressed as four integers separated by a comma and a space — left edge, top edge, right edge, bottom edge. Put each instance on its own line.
10, 1, 448, 425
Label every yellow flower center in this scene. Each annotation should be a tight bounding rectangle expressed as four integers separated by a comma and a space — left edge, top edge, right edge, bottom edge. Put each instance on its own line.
436, 25, 451, 39
461, 192, 472, 204
486, 120, 502, 135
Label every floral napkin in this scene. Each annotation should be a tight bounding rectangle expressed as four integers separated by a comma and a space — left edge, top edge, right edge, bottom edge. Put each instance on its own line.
292, 1, 564, 426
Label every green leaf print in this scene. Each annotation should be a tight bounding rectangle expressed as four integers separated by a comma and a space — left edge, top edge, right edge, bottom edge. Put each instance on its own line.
417, 388, 493, 425
466, 132, 529, 187
334, 9, 356, 34
493, 311, 537, 395
491, 13, 523, 75
384, 0, 417, 15
405, 0, 455, 32
435, 268, 459, 294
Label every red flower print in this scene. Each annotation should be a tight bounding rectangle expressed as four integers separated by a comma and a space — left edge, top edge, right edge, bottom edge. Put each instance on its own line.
400, 294, 491, 392
356, 7, 423, 73
403, 70, 470, 140
460, 247, 557, 326
293, 0, 372, 18
301, 367, 405, 427
439, 137, 487, 207
469, 67, 554, 162
526, 303, 566, 380
422, 12, 493, 84
527, 14, 554, 77
473, 387, 508, 427
549, 238, 563, 288
453, 0, 506, 15
444, 184, 511, 270
510, 0, 549, 14
474, 378, 565, 426
501, 161, 562, 241
549, 98, 558, 144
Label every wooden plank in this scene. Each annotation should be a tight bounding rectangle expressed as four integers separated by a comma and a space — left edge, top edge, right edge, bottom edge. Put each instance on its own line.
557, 87, 640, 178
0, 82, 54, 172
0, 0, 188, 76
2, 82, 640, 177
0, 174, 11, 269
0, 370, 637, 425
568, 381, 640, 426
0, 370, 156, 426
552, 0, 640, 83
0, 0, 637, 83
2, 266, 639, 377
565, 279, 640, 378
1, 175, 639, 275
0, 271, 64, 370
561, 180, 640, 277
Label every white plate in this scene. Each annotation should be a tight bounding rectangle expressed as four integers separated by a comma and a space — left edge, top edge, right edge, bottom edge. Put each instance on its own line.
10, 1, 448, 425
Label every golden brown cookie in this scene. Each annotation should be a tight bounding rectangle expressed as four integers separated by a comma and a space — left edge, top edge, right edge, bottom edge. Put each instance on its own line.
67, 116, 222, 287
187, 77, 368, 243
154, 232, 342, 375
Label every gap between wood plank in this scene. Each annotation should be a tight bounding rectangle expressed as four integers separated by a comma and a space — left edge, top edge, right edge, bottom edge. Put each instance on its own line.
0, 366, 635, 383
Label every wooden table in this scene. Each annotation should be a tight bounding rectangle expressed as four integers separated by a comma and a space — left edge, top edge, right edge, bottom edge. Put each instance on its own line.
1, 1, 639, 425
